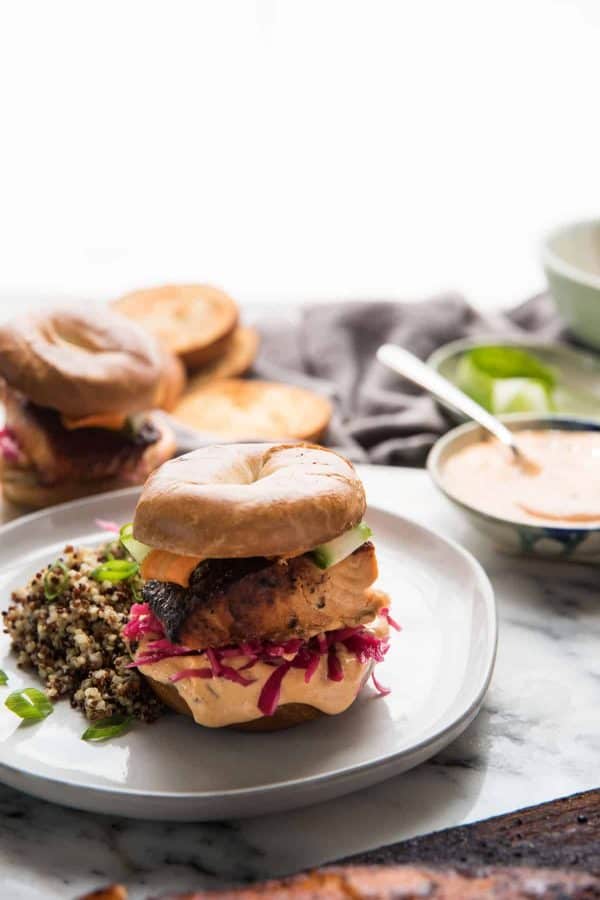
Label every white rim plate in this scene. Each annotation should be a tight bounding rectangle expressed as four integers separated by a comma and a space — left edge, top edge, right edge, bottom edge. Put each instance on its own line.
0, 484, 496, 821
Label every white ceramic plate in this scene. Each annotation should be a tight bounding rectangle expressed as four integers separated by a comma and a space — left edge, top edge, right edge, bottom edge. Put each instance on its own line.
0, 487, 496, 821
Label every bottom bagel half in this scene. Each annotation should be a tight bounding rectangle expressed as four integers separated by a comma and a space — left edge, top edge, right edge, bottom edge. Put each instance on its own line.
1, 414, 175, 510
146, 675, 329, 732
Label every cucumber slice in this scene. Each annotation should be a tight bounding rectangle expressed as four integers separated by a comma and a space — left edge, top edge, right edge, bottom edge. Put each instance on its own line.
311, 522, 373, 570
456, 350, 555, 415
119, 523, 152, 565
491, 378, 553, 414
456, 354, 493, 409
467, 346, 555, 386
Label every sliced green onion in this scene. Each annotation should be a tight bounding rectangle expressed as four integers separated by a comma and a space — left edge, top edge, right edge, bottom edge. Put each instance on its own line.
43, 559, 70, 601
81, 714, 132, 742
91, 559, 139, 583
0, 670, 8, 685
5, 688, 53, 720
119, 523, 152, 565
311, 522, 373, 570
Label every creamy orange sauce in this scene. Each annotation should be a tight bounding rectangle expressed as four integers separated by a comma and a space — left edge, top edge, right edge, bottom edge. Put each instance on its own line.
442, 429, 600, 526
138, 616, 389, 728
61, 412, 128, 431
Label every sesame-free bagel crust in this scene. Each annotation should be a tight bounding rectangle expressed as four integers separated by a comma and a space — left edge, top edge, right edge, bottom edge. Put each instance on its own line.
133, 443, 366, 558
171, 378, 332, 442
0, 307, 164, 417
112, 283, 239, 369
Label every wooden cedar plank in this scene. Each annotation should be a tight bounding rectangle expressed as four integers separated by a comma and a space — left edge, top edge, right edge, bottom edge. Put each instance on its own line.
341, 788, 600, 871
158, 867, 600, 899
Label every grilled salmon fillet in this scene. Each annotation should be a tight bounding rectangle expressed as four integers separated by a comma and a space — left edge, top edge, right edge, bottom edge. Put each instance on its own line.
4, 387, 159, 485
143, 542, 383, 649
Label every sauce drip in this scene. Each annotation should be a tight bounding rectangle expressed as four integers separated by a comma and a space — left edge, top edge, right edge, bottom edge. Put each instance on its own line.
138, 616, 389, 727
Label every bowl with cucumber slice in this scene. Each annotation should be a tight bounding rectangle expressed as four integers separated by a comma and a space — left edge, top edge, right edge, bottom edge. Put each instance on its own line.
427, 338, 600, 423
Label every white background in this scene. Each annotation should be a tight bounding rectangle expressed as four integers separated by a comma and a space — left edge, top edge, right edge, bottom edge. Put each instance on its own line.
1, 0, 599, 316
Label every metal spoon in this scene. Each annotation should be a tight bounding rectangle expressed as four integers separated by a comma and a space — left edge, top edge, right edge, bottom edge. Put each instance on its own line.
376, 343, 540, 473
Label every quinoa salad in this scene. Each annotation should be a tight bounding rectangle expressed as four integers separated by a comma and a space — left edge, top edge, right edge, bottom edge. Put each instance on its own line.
2, 540, 164, 723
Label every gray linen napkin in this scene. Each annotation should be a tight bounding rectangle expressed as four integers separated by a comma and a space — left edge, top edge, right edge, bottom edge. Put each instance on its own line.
253, 292, 567, 466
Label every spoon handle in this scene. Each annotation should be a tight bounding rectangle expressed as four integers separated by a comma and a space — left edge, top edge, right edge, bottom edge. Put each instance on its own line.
376, 343, 519, 453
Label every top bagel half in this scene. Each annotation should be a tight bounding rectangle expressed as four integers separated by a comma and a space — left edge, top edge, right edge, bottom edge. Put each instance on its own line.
0, 306, 165, 417
112, 284, 239, 370
133, 443, 366, 558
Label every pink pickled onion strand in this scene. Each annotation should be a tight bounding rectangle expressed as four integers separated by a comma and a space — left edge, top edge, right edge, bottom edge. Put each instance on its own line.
371, 670, 391, 696
326, 627, 358, 646
238, 658, 258, 671
381, 607, 402, 632
343, 632, 389, 664
327, 647, 344, 682
125, 602, 396, 712
0, 428, 20, 463
147, 638, 193, 653
218, 647, 245, 658
127, 647, 192, 666
218, 665, 256, 687
258, 661, 292, 716
129, 627, 194, 666
170, 668, 213, 682
206, 647, 222, 676
122, 603, 164, 641
95, 518, 120, 534
303, 652, 320, 684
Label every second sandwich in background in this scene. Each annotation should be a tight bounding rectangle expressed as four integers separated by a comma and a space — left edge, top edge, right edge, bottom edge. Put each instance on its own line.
0, 307, 178, 508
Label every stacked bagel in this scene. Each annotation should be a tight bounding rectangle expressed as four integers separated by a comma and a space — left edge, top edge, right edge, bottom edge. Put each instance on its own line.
113, 284, 332, 442
0, 287, 334, 508
0, 307, 177, 508
113, 284, 256, 377
123, 443, 394, 730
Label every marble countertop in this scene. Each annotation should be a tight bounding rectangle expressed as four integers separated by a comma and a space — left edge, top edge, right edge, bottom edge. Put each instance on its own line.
1, 466, 599, 900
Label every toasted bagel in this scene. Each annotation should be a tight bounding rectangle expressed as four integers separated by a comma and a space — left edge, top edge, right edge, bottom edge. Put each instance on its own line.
156, 351, 186, 412
186, 326, 259, 385
171, 378, 332, 442
112, 284, 239, 370
133, 442, 366, 558
0, 306, 164, 418
1, 463, 137, 509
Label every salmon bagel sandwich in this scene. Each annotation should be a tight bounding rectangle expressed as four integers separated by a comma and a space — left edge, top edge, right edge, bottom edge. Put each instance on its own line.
0, 306, 177, 509
122, 443, 398, 731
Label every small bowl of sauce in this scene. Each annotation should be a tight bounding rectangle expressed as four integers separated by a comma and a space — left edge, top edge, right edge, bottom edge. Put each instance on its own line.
428, 415, 600, 559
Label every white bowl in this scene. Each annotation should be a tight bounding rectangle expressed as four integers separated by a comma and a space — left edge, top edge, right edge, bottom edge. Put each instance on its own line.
427, 414, 600, 560
543, 219, 600, 348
